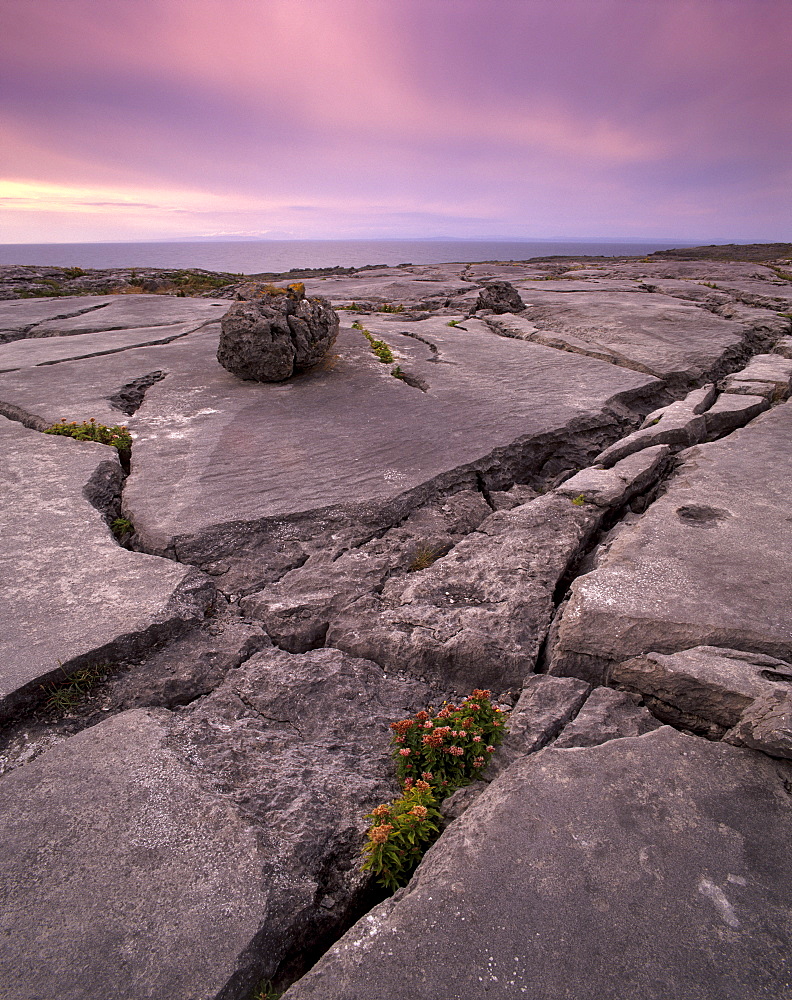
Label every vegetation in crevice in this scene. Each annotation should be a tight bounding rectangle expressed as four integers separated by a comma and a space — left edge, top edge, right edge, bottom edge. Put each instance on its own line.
362, 690, 507, 891
44, 418, 132, 453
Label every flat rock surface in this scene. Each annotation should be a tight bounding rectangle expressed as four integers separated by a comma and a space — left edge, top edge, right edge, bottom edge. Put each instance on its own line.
282, 727, 792, 1000
549, 400, 792, 683
0, 708, 271, 1000
515, 288, 766, 386
0, 416, 213, 719
0, 647, 449, 1000
122, 317, 657, 562
30, 294, 228, 334
0, 320, 202, 370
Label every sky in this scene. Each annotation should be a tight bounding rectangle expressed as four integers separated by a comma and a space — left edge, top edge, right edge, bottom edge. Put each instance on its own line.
1, 0, 790, 244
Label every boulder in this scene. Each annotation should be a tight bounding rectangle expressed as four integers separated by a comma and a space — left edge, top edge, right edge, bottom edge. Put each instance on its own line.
474, 280, 525, 314
217, 282, 339, 381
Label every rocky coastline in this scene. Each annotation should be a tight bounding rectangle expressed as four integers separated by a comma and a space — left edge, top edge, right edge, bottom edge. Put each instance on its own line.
1, 245, 791, 999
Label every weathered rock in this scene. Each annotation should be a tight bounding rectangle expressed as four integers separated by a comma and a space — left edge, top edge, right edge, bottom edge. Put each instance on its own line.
553, 686, 662, 747
594, 385, 716, 466
612, 645, 792, 733
549, 401, 792, 685
488, 482, 539, 510
721, 352, 792, 401
485, 674, 590, 778
702, 391, 769, 436
725, 689, 792, 759
282, 728, 792, 1000
122, 315, 657, 578
0, 646, 449, 1000
107, 616, 271, 710
217, 283, 339, 381
0, 321, 201, 371
328, 443, 668, 691
474, 280, 525, 314
241, 489, 492, 652
516, 288, 772, 390
555, 444, 671, 506
0, 416, 214, 721
773, 335, 792, 359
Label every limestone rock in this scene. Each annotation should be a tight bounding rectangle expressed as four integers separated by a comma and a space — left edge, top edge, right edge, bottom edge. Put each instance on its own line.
282, 728, 792, 1000
612, 645, 792, 732
725, 689, 792, 759
553, 686, 662, 747
217, 283, 339, 381
0, 416, 214, 721
549, 401, 792, 685
474, 280, 525, 314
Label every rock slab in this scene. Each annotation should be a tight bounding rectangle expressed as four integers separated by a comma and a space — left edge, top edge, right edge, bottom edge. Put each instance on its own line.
282, 727, 792, 1000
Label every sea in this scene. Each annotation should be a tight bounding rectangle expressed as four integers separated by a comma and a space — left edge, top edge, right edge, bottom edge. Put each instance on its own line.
0, 239, 697, 274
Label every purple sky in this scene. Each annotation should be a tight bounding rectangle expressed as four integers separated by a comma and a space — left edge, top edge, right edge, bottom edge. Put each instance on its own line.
1, 0, 790, 243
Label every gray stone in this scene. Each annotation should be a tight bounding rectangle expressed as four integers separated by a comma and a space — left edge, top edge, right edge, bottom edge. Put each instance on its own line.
703, 392, 769, 436
328, 446, 674, 691
488, 482, 540, 510
0, 647, 449, 1000
474, 280, 525, 314
556, 444, 671, 506
30, 294, 228, 335
612, 646, 792, 731
721, 353, 792, 401
773, 335, 792, 359
0, 416, 214, 720
0, 295, 117, 342
594, 385, 716, 466
282, 728, 792, 1000
0, 708, 272, 1000
122, 315, 657, 576
0, 321, 201, 371
486, 674, 591, 778
725, 689, 792, 759
516, 288, 771, 390
553, 686, 662, 747
549, 401, 792, 685
240, 489, 492, 651
217, 283, 339, 381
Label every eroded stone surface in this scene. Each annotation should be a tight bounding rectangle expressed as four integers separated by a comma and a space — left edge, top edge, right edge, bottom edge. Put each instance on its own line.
553, 686, 662, 747
0, 417, 214, 720
612, 646, 792, 732
282, 728, 792, 1000
549, 401, 792, 684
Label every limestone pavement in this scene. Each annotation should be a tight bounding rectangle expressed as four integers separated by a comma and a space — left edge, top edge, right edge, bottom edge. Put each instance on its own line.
0, 250, 791, 999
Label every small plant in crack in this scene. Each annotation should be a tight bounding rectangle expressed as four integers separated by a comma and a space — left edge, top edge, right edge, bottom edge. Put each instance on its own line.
446, 319, 463, 327
571, 494, 586, 506
41, 663, 111, 713
354, 324, 396, 364
250, 979, 282, 1000
44, 417, 132, 454
408, 543, 445, 571
362, 690, 507, 891
111, 516, 134, 539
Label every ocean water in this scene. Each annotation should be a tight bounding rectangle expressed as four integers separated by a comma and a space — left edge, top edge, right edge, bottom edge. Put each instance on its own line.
0, 239, 696, 274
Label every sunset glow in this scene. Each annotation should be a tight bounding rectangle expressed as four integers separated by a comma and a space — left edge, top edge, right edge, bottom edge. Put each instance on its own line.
1, 0, 790, 243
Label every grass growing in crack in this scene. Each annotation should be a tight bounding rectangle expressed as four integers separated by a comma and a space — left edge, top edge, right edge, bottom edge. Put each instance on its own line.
446, 319, 463, 327
111, 516, 134, 538
250, 980, 282, 1000
571, 494, 586, 506
408, 543, 444, 571
362, 690, 506, 891
352, 322, 396, 364
41, 663, 111, 713
44, 417, 132, 453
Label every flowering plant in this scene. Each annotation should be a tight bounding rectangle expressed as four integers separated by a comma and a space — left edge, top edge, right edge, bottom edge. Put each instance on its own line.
389, 689, 506, 797
362, 689, 507, 890
361, 782, 442, 892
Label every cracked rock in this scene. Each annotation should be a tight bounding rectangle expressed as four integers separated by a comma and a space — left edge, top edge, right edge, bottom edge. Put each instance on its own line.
217, 283, 339, 381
